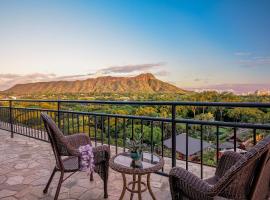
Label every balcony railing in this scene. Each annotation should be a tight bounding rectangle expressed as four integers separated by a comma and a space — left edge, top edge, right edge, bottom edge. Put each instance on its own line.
0, 99, 270, 178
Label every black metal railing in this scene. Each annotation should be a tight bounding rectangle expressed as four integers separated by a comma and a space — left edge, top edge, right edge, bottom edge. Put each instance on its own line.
0, 99, 270, 178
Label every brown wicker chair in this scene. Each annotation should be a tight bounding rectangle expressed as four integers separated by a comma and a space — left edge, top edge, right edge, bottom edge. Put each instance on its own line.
169, 136, 270, 200
41, 113, 110, 200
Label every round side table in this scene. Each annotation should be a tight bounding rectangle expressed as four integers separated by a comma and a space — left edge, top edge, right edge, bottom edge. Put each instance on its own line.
109, 152, 164, 200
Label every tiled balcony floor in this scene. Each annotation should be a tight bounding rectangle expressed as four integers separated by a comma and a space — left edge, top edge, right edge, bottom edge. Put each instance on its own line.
0, 130, 216, 200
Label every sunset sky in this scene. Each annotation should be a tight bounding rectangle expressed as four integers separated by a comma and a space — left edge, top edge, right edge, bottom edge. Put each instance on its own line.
0, 0, 270, 91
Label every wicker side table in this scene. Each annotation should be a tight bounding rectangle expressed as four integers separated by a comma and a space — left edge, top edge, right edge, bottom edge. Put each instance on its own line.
109, 152, 164, 200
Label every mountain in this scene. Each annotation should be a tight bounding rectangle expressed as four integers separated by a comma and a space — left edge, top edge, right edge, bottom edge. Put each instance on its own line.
3, 73, 187, 95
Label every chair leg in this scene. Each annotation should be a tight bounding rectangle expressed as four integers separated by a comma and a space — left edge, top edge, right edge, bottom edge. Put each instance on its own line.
104, 166, 108, 199
43, 167, 57, 194
104, 176, 108, 199
54, 172, 64, 200
90, 172, 94, 181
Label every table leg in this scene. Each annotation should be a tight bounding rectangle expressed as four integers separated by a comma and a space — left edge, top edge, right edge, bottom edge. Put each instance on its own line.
130, 174, 136, 200
147, 174, 156, 200
119, 173, 127, 200
138, 175, 142, 200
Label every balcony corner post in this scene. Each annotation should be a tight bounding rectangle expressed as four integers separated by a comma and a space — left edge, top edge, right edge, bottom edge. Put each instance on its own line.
171, 104, 176, 167
9, 100, 14, 138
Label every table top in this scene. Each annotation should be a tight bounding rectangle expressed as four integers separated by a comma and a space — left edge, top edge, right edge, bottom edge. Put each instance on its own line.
109, 152, 164, 175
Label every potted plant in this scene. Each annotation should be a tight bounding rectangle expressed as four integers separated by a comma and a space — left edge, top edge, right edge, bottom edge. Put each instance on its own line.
126, 133, 145, 168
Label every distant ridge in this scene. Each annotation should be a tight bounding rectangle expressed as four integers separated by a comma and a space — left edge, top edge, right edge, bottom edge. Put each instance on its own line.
3, 73, 187, 95
187, 83, 270, 94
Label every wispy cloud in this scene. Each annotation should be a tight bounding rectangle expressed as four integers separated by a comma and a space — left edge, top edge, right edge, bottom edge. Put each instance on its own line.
234, 52, 270, 68
193, 78, 210, 84
55, 74, 89, 80
238, 56, 270, 68
0, 73, 90, 91
98, 62, 166, 74
153, 70, 170, 76
0, 73, 59, 91
234, 52, 251, 56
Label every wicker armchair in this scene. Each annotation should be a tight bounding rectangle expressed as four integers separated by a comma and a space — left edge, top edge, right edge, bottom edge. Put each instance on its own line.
169, 136, 270, 200
41, 113, 110, 200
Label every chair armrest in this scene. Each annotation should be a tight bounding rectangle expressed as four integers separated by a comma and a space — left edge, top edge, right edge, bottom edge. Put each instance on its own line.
64, 133, 92, 156
169, 167, 214, 200
65, 133, 91, 149
215, 151, 243, 178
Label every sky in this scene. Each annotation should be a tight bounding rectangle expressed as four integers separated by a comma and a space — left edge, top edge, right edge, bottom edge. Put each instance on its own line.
0, 0, 270, 91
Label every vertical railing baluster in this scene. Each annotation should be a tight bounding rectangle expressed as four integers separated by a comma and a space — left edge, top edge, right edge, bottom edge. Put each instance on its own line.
62, 113, 65, 134
30, 111, 33, 137
28, 110, 31, 137
19, 109, 21, 134
40, 111, 44, 140
17, 109, 20, 134
0, 107, 1, 127
101, 116, 104, 145
6, 107, 8, 131
21, 109, 24, 135
14, 109, 17, 133
141, 120, 143, 146
35, 110, 37, 138
30, 110, 36, 137
253, 129, 257, 145
151, 121, 153, 155
82, 115, 85, 133
1, 108, 3, 128
2, 108, 4, 128
186, 123, 189, 170
171, 105, 176, 167
72, 113, 75, 134
57, 100, 61, 129
5, 107, 7, 128
216, 125, 220, 165
107, 116, 110, 149
161, 122, 164, 172
67, 113, 70, 135
88, 115, 91, 138
32, 110, 35, 138
123, 118, 126, 152
15, 109, 17, 134
77, 114, 80, 133
3, 107, 5, 128
24, 110, 27, 136
200, 125, 203, 179
115, 117, 118, 154
131, 119, 134, 140
234, 127, 237, 152
94, 116, 97, 147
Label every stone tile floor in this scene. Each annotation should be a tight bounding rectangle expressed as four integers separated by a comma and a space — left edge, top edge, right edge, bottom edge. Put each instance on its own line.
0, 130, 216, 200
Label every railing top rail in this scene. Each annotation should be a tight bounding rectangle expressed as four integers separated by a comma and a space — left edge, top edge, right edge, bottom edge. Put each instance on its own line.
0, 99, 270, 108
8, 106, 270, 129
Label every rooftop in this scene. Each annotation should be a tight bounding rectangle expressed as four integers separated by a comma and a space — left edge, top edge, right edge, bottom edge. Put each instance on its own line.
164, 133, 212, 156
